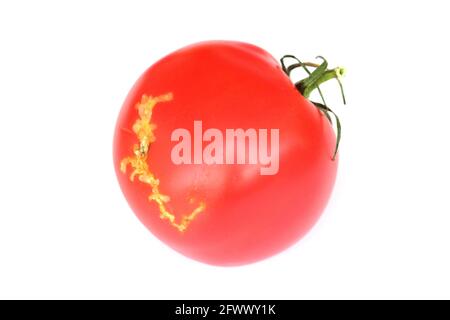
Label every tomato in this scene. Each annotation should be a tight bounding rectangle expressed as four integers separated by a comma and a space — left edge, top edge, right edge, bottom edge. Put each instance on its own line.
113, 40, 340, 266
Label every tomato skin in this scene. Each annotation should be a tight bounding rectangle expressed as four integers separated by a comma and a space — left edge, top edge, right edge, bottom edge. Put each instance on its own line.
113, 41, 338, 266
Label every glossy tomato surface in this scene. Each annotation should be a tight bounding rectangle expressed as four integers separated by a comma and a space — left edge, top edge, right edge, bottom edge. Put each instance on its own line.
113, 41, 338, 266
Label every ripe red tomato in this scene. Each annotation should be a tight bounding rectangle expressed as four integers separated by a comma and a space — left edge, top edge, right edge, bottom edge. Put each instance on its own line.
113, 41, 338, 266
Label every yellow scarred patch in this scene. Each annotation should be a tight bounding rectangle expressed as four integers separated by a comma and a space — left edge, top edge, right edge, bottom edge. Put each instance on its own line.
120, 93, 205, 232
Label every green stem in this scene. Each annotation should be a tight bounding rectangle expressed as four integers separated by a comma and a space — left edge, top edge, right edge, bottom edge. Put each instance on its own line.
280, 55, 346, 161
302, 67, 346, 102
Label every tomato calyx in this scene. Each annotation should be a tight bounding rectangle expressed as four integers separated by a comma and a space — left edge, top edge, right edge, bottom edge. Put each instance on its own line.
280, 55, 346, 160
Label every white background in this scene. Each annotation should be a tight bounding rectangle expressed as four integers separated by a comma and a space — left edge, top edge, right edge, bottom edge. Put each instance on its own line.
0, 0, 449, 299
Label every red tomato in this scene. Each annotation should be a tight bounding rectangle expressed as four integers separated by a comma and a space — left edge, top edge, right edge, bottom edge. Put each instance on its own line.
113, 41, 338, 266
